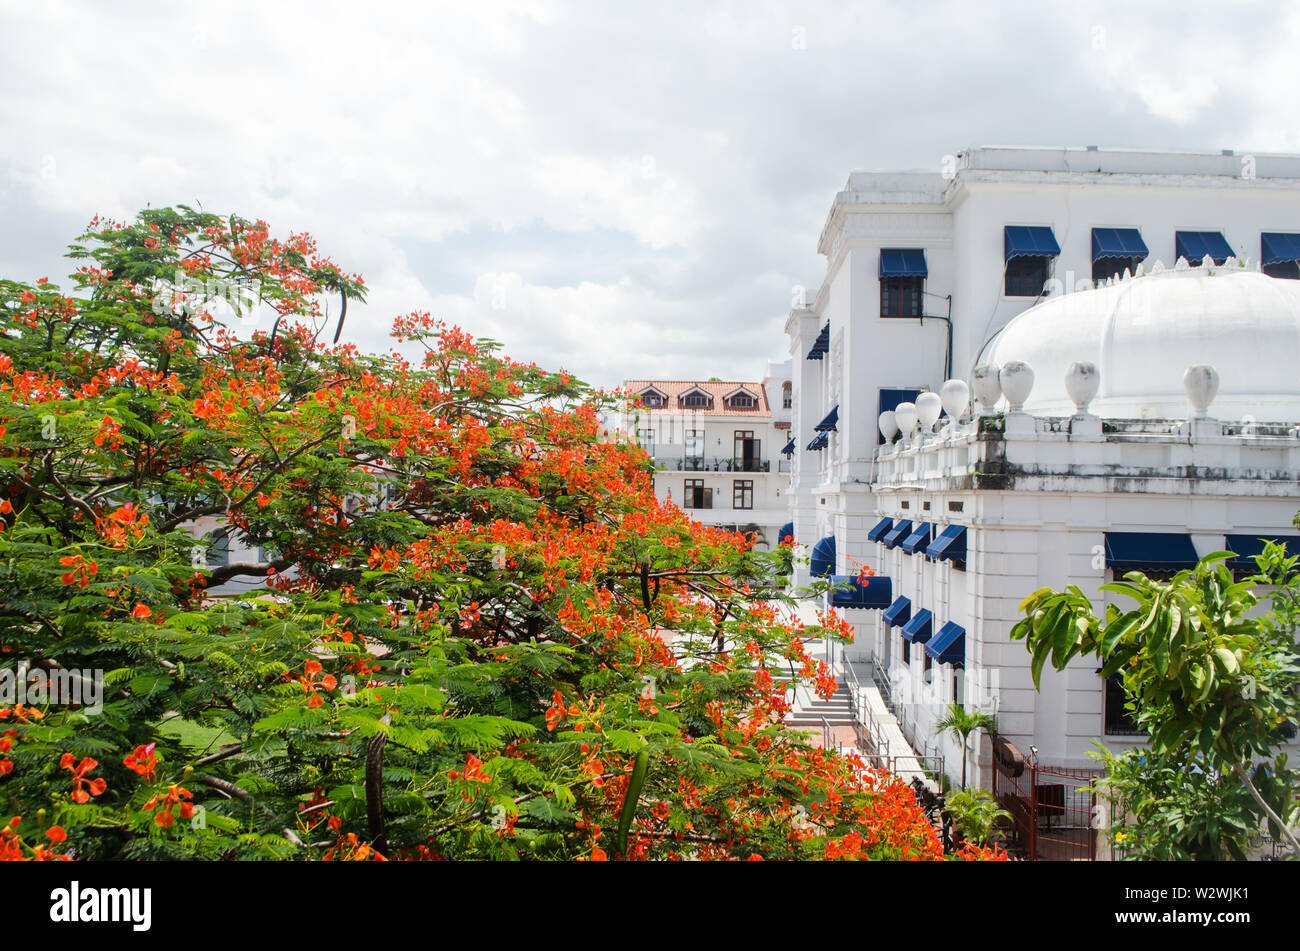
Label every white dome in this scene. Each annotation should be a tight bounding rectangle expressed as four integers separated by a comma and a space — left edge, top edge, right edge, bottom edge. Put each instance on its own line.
984, 267, 1300, 421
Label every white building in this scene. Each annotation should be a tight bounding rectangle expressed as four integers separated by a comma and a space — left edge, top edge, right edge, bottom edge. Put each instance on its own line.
784, 147, 1300, 821
622, 361, 793, 550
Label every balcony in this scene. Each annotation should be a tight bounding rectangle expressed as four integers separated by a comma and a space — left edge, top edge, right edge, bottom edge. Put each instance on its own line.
658, 457, 773, 472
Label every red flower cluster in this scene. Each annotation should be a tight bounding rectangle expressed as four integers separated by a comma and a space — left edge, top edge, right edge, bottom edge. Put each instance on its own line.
58, 554, 97, 588
142, 785, 194, 828
123, 743, 158, 782
59, 754, 107, 804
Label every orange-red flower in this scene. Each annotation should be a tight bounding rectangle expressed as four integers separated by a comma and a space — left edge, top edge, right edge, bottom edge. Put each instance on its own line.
296, 659, 337, 708
123, 742, 158, 781
60, 754, 107, 803
142, 784, 194, 828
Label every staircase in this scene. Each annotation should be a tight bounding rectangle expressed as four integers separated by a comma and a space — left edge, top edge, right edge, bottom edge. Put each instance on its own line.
783, 681, 856, 729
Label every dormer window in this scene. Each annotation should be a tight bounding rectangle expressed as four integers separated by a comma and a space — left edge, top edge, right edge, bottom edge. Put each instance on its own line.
638, 386, 668, 408
721, 386, 758, 409
681, 387, 713, 409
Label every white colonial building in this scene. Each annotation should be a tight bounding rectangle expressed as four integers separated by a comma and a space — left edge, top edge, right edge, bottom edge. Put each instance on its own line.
621, 362, 793, 550
783, 147, 1300, 825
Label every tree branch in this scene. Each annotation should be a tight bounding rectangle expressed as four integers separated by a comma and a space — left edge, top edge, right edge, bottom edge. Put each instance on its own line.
1233, 762, 1300, 856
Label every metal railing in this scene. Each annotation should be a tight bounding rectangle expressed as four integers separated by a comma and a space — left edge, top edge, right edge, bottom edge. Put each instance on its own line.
821, 716, 842, 755
658, 457, 774, 473
843, 654, 945, 787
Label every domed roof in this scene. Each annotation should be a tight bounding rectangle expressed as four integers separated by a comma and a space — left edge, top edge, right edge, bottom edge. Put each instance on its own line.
984, 264, 1300, 421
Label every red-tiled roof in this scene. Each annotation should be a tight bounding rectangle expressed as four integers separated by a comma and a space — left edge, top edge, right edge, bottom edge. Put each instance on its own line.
624, 380, 771, 417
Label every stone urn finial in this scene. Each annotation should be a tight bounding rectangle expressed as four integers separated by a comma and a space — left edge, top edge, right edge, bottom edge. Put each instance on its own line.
894, 402, 918, 442
878, 410, 899, 443
940, 378, 970, 425
971, 365, 1001, 414
999, 361, 1035, 413
1064, 361, 1100, 415
1183, 364, 1219, 418
916, 392, 943, 434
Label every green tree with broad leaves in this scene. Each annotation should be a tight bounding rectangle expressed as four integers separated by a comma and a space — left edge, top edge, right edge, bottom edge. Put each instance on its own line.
1011, 543, 1300, 859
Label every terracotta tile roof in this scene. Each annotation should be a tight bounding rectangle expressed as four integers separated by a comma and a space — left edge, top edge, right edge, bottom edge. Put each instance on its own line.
624, 380, 771, 418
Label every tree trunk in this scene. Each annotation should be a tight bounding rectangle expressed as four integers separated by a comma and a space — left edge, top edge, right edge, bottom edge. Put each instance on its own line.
1233, 762, 1300, 856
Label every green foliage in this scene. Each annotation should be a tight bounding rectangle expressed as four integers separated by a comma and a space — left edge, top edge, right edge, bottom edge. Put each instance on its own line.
942, 788, 1009, 847
0, 206, 949, 863
1011, 546, 1300, 858
933, 702, 994, 789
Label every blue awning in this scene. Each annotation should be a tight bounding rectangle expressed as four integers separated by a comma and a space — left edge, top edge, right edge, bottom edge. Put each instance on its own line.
926, 524, 967, 562
1005, 225, 1061, 260
1175, 231, 1234, 264
925, 621, 965, 665
1092, 227, 1149, 261
806, 323, 830, 360
900, 522, 933, 554
780, 438, 796, 456
1225, 533, 1300, 570
879, 249, 928, 278
1104, 532, 1199, 575
829, 574, 892, 609
882, 596, 911, 628
814, 406, 839, 432
867, 517, 894, 542
1262, 233, 1300, 267
882, 519, 913, 549
777, 522, 794, 546
806, 432, 828, 451
810, 535, 836, 578
901, 608, 934, 644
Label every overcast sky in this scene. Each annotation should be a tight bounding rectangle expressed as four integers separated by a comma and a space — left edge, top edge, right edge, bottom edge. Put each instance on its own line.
2, 0, 1297, 389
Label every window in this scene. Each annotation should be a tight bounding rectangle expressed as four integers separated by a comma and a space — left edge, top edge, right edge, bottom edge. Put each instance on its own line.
636, 429, 654, 457
880, 275, 923, 317
1264, 260, 1300, 280
683, 479, 712, 510
782, 382, 792, 409
733, 480, 753, 510
728, 392, 755, 408
682, 392, 711, 408
1261, 233, 1300, 279
1176, 231, 1234, 267
1092, 257, 1143, 283
1005, 256, 1050, 297
1091, 228, 1148, 283
640, 391, 665, 407
733, 431, 760, 471
685, 429, 704, 469
901, 638, 911, 664
1104, 674, 1142, 736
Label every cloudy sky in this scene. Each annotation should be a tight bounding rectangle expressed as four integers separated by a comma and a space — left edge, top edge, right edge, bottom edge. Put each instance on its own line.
2, 0, 1297, 388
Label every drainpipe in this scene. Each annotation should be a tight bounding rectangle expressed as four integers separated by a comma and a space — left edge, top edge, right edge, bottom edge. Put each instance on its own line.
920, 293, 955, 383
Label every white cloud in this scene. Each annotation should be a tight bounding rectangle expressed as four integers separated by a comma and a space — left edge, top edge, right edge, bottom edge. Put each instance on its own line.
1, 0, 1298, 387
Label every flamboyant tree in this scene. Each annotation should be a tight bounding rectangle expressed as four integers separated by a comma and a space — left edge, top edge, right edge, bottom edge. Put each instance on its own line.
0, 207, 1001, 861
